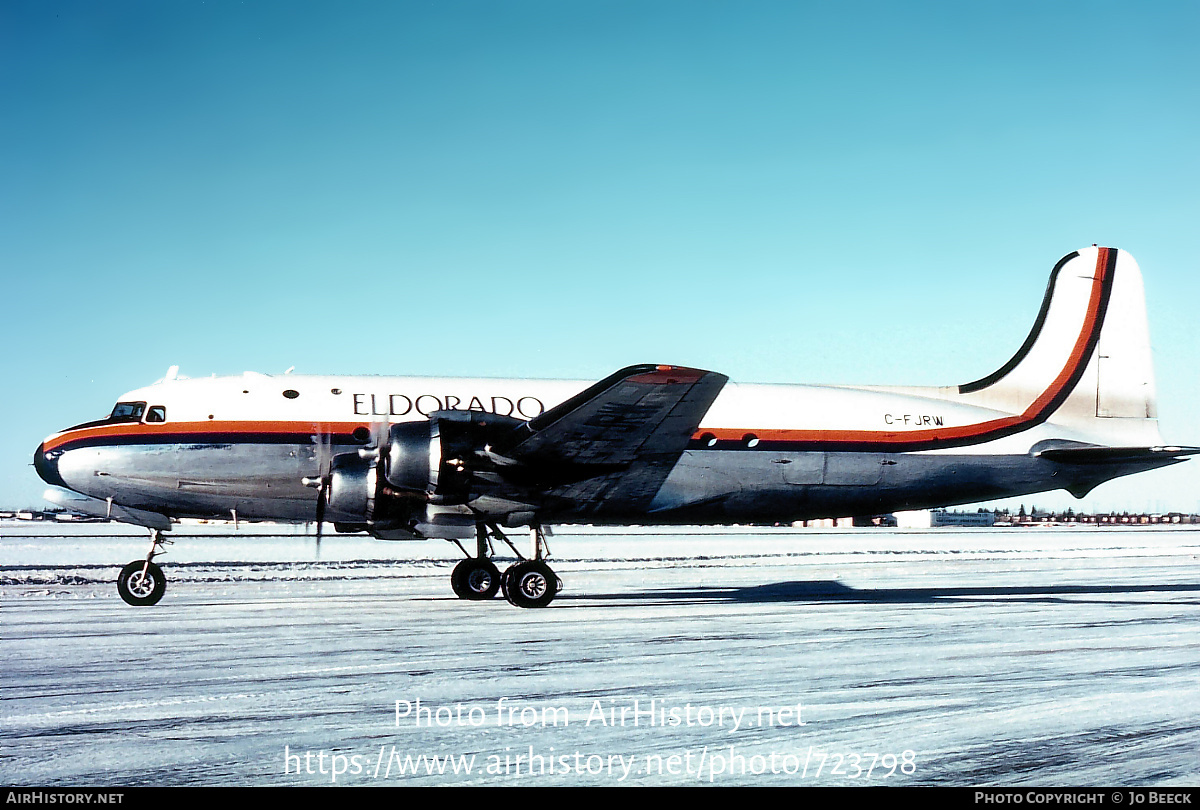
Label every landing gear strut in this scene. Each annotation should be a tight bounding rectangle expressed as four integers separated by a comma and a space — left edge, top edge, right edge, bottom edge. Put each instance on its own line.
450, 522, 561, 608
117, 529, 169, 606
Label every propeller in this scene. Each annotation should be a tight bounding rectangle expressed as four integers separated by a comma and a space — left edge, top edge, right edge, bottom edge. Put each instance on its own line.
302, 425, 333, 556
302, 419, 391, 555
362, 418, 390, 462
358, 416, 391, 520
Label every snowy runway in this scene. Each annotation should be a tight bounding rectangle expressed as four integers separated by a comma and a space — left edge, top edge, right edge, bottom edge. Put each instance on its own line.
3, 524, 1199, 785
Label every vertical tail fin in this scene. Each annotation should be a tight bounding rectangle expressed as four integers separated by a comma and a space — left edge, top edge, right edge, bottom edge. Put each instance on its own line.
958, 247, 1159, 441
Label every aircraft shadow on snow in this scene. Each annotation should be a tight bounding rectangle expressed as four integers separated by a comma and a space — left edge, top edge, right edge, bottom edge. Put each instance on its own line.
567, 580, 1200, 606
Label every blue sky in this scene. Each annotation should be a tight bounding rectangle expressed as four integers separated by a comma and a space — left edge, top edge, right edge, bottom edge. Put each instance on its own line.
3, 1, 1198, 512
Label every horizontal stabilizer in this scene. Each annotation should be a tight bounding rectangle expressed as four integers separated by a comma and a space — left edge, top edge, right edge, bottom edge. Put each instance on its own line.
1033, 445, 1200, 464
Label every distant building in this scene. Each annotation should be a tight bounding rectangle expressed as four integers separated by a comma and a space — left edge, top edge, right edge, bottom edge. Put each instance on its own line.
931, 509, 996, 527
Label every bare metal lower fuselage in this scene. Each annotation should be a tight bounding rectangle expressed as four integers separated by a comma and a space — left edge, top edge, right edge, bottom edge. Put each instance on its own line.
37, 435, 1175, 532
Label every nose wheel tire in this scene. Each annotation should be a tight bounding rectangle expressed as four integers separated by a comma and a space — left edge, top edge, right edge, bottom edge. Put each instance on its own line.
117, 560, 166, 606
503, 560, 558, 608
451, 558, 501, 600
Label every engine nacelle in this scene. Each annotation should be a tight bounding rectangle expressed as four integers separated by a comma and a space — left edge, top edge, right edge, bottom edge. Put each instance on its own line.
322, 410, 529, 533
324, 450, 428, 528
384, 411, 525, 503
325, 451, 373, 523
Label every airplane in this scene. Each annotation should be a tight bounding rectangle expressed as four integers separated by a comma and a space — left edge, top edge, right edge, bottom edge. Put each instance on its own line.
33, 246, 1198, 608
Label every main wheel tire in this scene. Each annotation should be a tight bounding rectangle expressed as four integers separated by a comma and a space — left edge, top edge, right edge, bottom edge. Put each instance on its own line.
499, 565, 513, 600
503, 560, 557, 608
450, 561, 468, 598
451, 559, 500, 600
117, 560, 166, 606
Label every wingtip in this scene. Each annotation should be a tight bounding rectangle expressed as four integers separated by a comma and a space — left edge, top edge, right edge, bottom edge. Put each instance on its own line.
628, 366, 710, 384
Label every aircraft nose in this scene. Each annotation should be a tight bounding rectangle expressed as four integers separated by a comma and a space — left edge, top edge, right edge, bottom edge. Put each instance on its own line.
33, 442, 67, 488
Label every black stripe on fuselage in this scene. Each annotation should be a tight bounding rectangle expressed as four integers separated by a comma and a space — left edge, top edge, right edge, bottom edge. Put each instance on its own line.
958, 251, 1080, 394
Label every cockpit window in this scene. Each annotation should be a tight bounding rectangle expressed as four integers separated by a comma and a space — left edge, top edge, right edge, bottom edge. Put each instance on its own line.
109, 402, 146, 422
145, 406, 167, 423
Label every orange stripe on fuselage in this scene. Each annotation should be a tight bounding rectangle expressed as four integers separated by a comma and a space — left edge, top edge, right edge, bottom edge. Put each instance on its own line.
42, 420, 371, 453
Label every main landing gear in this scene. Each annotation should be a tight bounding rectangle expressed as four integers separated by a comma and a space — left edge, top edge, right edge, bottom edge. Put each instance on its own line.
450, 522, 561, 608
116, 529, 169, 606
451, 523, 501, 601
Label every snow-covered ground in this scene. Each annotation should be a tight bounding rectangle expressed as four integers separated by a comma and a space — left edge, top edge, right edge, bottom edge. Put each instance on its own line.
3, 521, 1199, 786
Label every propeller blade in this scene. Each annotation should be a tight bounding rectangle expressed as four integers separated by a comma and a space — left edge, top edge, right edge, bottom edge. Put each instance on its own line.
314, 482, 326, 554
307, 423, 333, 558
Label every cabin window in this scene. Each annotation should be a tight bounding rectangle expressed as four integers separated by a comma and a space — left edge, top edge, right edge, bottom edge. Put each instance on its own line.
145, 406, 167, 423
109, 402, 146, 422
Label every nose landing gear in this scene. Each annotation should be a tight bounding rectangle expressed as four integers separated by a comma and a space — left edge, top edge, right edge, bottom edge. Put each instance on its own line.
116, 529, 169, 606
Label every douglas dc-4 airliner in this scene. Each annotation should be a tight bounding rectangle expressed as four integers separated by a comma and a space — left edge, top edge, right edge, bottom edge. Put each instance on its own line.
34, 247, 1197, 607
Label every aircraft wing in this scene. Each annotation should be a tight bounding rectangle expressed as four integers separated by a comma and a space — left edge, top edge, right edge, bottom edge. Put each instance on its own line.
495, 364, 728, 514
